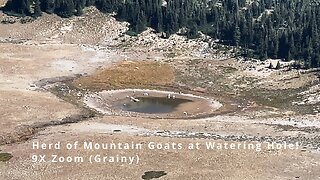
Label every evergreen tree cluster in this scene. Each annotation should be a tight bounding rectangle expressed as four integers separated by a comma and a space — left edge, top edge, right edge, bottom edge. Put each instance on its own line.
3, 0, 320, 68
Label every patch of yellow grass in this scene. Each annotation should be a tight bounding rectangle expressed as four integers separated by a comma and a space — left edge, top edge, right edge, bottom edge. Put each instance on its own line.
73, 60, 175, 90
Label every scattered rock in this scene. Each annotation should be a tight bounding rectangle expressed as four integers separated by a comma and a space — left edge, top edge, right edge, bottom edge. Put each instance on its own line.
0, 153, 13, 162
142, 171, 167, 180
193, 87, 207, 93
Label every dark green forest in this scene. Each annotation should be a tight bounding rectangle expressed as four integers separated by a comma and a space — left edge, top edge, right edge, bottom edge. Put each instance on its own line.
3, 0, 320, 68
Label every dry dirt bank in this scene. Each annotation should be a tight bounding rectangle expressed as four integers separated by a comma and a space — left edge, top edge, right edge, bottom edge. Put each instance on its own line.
0, 125, 319, 180
0, 42, 109, 135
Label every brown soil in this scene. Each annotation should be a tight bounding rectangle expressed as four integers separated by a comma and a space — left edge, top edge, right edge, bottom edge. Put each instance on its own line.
1, 121, 319, 180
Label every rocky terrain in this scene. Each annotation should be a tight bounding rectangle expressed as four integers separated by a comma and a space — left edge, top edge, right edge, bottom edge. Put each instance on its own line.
0, 6, 319, 180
